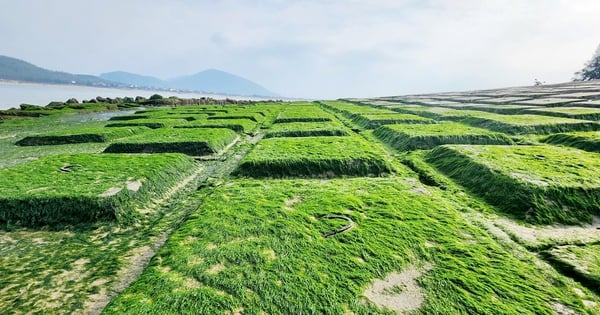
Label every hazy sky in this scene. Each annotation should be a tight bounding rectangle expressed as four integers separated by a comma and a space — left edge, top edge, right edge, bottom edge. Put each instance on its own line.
1, 0, 599, 99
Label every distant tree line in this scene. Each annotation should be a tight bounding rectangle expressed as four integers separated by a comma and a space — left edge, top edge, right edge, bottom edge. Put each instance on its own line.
574, 44, 600, 81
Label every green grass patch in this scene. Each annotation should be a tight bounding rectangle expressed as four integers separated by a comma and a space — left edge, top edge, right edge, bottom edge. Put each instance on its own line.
352, 113, 436, 129
175, 119, 258, 134
0, 153, 197, 226
233, 136, 393, 177
524, 107, 600, 121
104, 128, 238, 156
460, 114, 600, 135
15, 127, 147, 146
265, 121, 349, 138
373, 123, 514, 151
542, 131, 600, 153
104, 178, 588, 314
426, 145, 600, 224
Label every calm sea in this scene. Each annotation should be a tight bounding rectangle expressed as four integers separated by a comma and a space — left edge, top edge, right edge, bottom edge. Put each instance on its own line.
0, 82, 266, 110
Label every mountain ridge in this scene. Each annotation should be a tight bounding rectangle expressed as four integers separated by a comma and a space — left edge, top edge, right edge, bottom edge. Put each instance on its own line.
0, 55, 277, 97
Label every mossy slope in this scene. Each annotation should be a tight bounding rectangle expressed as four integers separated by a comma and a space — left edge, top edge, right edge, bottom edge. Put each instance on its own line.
374, 123, 514, 151
426, 145, 600, 224
0, 153, 197, 226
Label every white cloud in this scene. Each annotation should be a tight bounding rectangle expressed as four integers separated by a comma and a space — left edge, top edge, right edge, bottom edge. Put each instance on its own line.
0, 0, 599, 98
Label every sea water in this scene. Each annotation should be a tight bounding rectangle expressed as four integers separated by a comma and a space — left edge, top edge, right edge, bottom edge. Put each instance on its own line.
0, 82, 263, 110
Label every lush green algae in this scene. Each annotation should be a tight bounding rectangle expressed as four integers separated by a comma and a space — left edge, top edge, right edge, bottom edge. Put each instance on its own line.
373, 123, 514, 151
103, 178, 589, 314
233, 136, 393, 177
426, 145, 600, 224
15, 126, 148, 146
264, 121, 349, 138
542, 131, 600, 153
104, 128, 238, 156
0, 153, 197, 226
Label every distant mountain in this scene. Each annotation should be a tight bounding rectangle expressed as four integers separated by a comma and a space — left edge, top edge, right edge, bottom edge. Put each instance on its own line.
0, 55, 119, 87
168, 69, 277, 97
0, 55, 277, 97
100, 71, 168, 89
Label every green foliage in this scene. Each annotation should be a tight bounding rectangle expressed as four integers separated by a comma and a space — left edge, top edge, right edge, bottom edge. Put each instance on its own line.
104, 178, 586, 314
0, 153, 197, 226
233, 136, 393, 177
574, 44, 600, 81
104, 128, 238, 156
373, 123, 514, 151
15, 127, 147, 146
426, 145, 600, 224
542, 131, 600, 153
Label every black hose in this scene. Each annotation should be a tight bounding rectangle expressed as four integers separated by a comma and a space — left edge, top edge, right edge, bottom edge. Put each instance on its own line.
320, 215, 354, 238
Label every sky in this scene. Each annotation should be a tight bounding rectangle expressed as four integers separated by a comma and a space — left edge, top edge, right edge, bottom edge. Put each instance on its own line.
1, 0, 600, 99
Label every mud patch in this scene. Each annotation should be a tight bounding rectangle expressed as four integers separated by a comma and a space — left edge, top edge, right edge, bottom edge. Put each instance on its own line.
363, 263, 433, 313
551, 302, 576, 315
284, 195, 302, 210
99, 187, 122, 197
206, 263, 226, 274
126, 179, 143, 192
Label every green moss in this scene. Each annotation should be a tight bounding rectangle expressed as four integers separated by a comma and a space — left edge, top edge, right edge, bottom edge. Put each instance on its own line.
233, 136, 393, 177
524, 107, 600, 120
265, 121, 349, 138
542, 131, 600, 153
373, 123, 514, 151
104, 128, 238, 156
105, 119, 189, 129
352, 114, 435, 129
460, 114, 600, 135
104, 178, 587, 314
0, 153, 197, 226
176, 119, 258, 133
274, 104, 335, 123
15, 127, 148, 146
318, 100, 397, 118
542, 244, 600, 294
426, 145, 600, 224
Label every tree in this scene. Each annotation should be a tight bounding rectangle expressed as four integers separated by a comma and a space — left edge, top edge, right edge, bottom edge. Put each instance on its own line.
574, 44, 600, 81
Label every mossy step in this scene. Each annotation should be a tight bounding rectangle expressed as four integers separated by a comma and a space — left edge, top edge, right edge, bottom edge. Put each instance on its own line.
15, 127, 148, 146
104, 128, 238, 156
265, 121, 349, 138
105, 178, 589, 314
460, 114, 600, 135
352, 113, 436, 129
373, 123, 514, 151
0, 153, 197, 226
233, 136, 393, 177
542, 131, 600, 153
175, 119, 258, 133
426, 145, 600, 224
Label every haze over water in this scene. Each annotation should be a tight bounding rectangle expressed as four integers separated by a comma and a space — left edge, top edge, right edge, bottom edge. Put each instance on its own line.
0, 82, 265, 110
